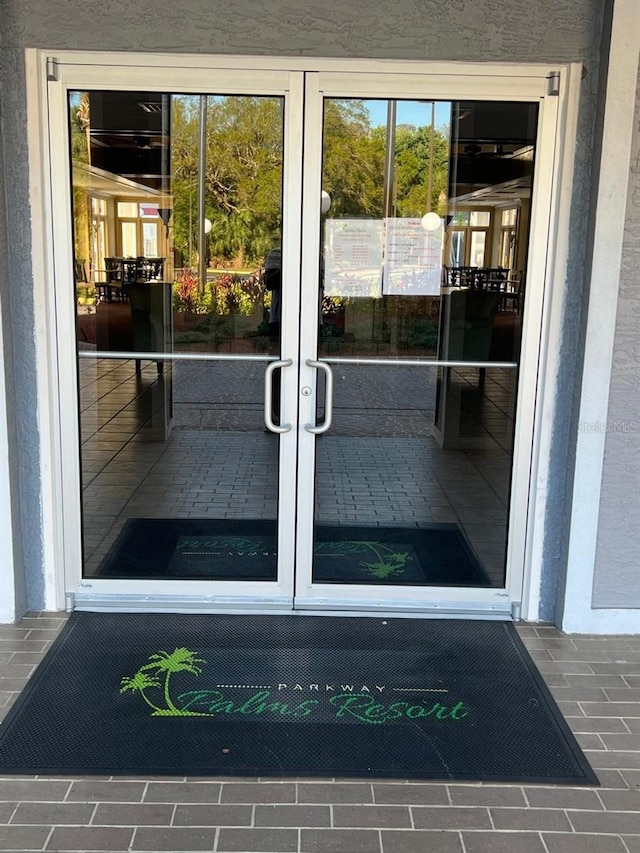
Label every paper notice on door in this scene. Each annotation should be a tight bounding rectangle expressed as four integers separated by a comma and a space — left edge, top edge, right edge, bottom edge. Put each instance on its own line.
324, 219, 383, 298
382, 217, 444, 296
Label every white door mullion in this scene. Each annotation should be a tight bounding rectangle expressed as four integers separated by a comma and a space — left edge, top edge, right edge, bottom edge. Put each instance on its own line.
275, 71, 305, 605
294, 73, 324, 603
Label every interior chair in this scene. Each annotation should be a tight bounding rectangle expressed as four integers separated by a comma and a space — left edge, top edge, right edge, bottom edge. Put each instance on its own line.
445, 289, 500, 385
123, 283, 170, 375
501, 272, 522, 313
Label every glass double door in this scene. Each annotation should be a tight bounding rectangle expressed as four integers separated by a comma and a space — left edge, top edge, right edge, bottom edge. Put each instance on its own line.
56, 62, 551, 613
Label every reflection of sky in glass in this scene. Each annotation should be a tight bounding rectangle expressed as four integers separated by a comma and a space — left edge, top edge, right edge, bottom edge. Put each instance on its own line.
365, 100, 451, 130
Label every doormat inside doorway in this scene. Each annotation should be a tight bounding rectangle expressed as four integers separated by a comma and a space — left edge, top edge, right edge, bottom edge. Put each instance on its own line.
95, 518, 492, 586
0, 613, 597, 784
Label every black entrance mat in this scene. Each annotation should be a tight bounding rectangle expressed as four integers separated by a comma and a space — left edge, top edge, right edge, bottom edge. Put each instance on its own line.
0, 613, 597, 783
96, 519, 491, 586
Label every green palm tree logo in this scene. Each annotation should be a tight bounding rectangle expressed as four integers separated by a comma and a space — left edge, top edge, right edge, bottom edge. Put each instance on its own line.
361, 546, 410, 579
120, 647, 206, 716
119, 671, 163, 713
314, 541, 412, 579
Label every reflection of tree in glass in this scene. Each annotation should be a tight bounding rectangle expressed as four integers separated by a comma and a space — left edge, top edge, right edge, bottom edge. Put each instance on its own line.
393, 124, 449, 216
171, 95, 284, 268
321, 100, 449, 219
321, 100, 386, 217
69, 92, 92, 266
170, 95, 450, 270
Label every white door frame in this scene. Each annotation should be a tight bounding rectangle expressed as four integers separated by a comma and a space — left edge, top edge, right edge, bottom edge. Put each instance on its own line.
27, 50, 581, 618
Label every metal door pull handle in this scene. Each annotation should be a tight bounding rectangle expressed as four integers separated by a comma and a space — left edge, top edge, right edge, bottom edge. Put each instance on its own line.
264, 359, 292, 433
304, 359, 334, 434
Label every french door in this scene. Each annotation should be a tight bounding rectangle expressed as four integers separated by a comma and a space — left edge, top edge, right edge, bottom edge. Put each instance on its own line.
46, 55, 560, 615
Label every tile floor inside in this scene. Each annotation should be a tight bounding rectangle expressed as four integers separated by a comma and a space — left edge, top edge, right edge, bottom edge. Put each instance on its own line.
79, 358, 515, 584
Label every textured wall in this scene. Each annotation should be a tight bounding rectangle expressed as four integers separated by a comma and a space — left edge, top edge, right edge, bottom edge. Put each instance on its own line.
592, 62, 640, 610
545, 0, 614, 624
0, 0, 605, 60
0, 76, 29, 616
0, 0, 604, 614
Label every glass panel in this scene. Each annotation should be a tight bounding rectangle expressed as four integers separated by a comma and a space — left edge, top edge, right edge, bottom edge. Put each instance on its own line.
91, 197, 107, 216
502, 208, 517, 227
469, 211, 490, 226
117, 202, 138, 217
139, 203, 159, 218
69, 89, 285, 582
500, 229, 515, 269
451, 211, 470, 226
314, 98, 537, 590
142, 222, 158, 257
172, 94, 284, 358
450, 231, 465, 266
91, 220, 106, 283
121, 221, 137, 256
469, 230, 487, 266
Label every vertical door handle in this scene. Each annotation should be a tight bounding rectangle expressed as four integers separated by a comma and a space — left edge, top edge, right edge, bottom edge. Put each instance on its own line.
264, 359, 292, 433
304, 359, 334, 434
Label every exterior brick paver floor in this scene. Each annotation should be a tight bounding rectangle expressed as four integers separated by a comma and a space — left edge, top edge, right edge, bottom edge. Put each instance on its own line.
0, 615, 638, 852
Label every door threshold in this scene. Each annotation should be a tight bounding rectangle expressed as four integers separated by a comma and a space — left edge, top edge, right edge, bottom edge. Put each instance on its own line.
295, 596, 512, 620
73, 594, 293, 614
73, 595, 512, 620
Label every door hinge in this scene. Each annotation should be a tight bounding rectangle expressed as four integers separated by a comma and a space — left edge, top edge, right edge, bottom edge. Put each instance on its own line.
65, 592, 75, 613
46, 57, 58, 81
547, 71, 560, 97
511, 600, 522, 621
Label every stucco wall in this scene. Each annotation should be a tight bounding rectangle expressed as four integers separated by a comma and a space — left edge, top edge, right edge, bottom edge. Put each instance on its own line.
0, 83, 28, 618
592, 61, 640, 610
0, 0, 605, 615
